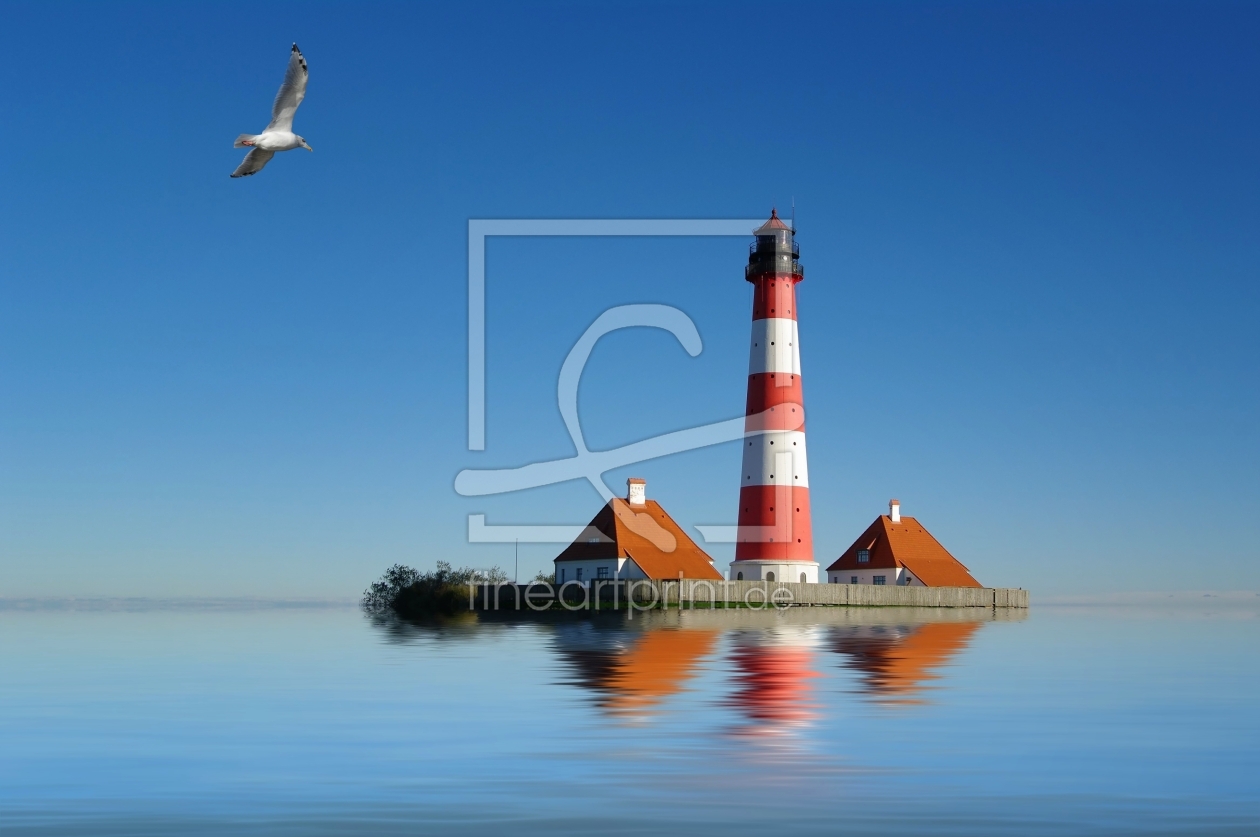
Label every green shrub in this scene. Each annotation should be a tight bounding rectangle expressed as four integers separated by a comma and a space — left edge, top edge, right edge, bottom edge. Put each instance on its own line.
362, 561, 509, 618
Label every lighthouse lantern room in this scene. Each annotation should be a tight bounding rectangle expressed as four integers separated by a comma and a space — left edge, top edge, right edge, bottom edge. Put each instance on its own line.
729, 210, 819, 584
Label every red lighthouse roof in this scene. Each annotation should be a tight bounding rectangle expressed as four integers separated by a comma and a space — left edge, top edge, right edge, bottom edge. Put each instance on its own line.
754, 208, 792, 234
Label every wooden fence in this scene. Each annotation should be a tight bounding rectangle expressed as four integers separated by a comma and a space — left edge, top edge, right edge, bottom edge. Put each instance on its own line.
470, 580, 1028, 611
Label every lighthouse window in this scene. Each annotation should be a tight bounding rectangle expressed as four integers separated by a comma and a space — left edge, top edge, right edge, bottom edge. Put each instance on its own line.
857, 549, 870, 563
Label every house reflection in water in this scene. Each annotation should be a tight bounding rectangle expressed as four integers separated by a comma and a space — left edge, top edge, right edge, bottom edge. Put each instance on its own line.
553, 623, 719, 720
551, 611, 995, 728
726, 627, 821, 737
825, 620, 983, 705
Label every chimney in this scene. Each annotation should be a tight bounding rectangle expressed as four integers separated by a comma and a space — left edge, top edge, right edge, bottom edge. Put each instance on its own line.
889, 499, 901, 523
627, 478, 646, 506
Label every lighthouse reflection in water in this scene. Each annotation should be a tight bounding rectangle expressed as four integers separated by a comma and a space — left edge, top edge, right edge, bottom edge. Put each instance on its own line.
551, 608, 1003, 737
8, 604, 1252, 834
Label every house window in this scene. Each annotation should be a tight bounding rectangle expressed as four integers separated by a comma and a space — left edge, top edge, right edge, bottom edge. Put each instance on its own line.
857, 549, 870, 563
873, 575, 886, 586
597, 567, 609, 579
560, 569, 566, 583
851, 576, 858, 584
576, 568, 584, 582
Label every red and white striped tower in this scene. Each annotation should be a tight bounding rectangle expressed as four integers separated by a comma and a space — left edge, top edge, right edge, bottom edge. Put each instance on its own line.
730, 210, 818, 584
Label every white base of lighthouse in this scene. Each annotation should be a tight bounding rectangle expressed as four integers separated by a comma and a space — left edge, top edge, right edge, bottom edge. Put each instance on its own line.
729, 560, 819, 584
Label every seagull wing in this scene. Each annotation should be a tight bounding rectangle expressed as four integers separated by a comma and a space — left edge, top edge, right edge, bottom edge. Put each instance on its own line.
265, 43, 308, 132
230, 148, 275, 178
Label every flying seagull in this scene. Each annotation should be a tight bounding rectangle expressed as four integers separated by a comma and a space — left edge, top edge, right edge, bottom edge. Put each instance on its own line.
231, 43, 312, 178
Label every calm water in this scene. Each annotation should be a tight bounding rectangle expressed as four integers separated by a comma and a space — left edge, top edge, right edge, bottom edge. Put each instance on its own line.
0, 601, 1257, 836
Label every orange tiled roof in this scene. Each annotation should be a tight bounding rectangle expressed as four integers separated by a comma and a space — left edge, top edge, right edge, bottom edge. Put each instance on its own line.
554, 498, 724, 580
826, 515, 982, 587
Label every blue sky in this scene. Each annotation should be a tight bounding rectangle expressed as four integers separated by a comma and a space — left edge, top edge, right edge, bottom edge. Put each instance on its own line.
1, 1, 1257, 597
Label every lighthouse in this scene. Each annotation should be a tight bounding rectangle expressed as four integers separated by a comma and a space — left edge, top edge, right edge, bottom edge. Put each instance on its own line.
730, 210, 819, 584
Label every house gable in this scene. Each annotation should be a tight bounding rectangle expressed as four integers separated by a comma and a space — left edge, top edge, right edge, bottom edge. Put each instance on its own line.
555, 498, 723, 581
827, 515, 981, 588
